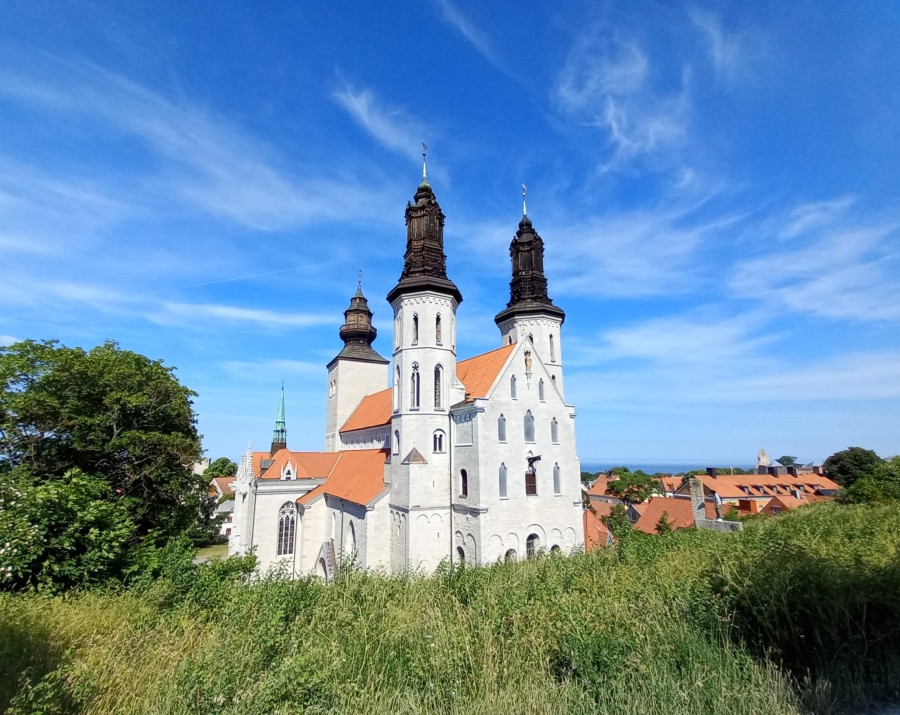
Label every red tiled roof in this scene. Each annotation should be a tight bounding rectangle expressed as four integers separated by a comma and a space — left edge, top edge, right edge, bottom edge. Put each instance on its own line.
338, 343, 517, 434
254, 448, 342, 480
761, 494, 809, 514
583, 508, 613, 551
587, 476, 612, 497
456, 343, 516, 400
658, 476, 683, 493
210, 476, 235, 496
340, 388, 392, 432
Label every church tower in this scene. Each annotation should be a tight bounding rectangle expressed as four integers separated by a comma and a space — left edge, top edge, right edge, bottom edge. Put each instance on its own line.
325, 283, 389, 451
386, 161, 466, 571
271, 387, 287, 454
494, 197, 566, 395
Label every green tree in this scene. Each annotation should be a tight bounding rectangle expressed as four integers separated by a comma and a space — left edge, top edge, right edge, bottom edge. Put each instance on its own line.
777, 455, 798, 466
823, 447, 883, 488
1, 468, 135, 591
606, 469, 658, 503
840, 456, 900, 504
601, 504, 632, 539
0, 340, 207, 550
204, 457, 237, 478
655, 511, 673, 534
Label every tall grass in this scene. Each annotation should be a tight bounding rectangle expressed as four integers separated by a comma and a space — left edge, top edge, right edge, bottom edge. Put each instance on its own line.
1, 502, 897, 715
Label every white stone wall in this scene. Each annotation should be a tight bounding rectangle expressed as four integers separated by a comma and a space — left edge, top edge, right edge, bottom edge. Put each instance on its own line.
325, 359, 388, 451
496, 316, 565, 397
339, 425, 390, 451
248, 480, 318, 575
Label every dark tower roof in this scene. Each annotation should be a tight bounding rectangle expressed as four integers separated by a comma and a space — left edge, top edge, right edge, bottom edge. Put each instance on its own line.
270, 386, 287, 455
494, 212, 565, 327
331, 284, 389, 365
386, 177, 463, 304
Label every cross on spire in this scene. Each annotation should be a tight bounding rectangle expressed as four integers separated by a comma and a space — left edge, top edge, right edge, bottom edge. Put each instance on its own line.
522, 183, 527, 217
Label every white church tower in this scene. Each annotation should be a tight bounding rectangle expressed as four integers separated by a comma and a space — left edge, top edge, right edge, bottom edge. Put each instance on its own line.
386, 161, 466, 571
494, 189, 567, 397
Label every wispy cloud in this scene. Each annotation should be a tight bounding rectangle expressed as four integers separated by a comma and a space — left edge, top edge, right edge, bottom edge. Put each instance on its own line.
688, 8, 744, 83
151, 302, 336, 329
556, 34, 690, 166
332, 85, 429, 163
732, 201, 900, 322
435, 0, 512, 77
220, 358, 323, 378
0, 335, 19, 347
0, 57, 391, 231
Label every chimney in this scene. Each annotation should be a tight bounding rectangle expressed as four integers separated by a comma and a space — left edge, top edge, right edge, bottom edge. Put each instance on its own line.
706, 467, 717, 478
787, 466, 799, 477
689, 477, 706, 523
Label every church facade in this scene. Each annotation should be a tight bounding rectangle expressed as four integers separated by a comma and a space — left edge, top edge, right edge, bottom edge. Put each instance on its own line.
229, 170, 584, 577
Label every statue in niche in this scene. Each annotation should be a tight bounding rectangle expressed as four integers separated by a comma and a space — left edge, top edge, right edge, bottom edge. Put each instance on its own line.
524, 350, 532, 375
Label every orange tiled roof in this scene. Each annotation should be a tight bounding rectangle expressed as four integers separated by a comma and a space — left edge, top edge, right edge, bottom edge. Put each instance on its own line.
296, 449, 389, 507
583, 508, 613, 551
590, 502, 614, 518
340, 388, 392, 432
587, 476, 612, 497
254, 448, 342, 480
762, 494, 809, 513
679, 473, 839, 500
633, 496, 716, 534
658, 476, 683, 493
338, 343, 517, 434
456, 343, 516, 400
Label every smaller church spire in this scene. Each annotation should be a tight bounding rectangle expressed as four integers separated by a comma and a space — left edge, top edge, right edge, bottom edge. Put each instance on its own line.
334, 280, 388, 364
271, 385, 287, 454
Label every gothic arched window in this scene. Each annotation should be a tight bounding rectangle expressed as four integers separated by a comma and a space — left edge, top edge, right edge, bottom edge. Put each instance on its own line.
393, 366, 400, 412
460, 469, 469, 498
510, 375, 517, 399
550, 334, 556, 362
412, 314, 419, 344
434, 364, 443, 409
553, 463, 561, 494
539, 378, 545, 401
499, 463, 508, 498
498, 414, 506, 442
393, 430, 400, 455
276, 502, 296, 556
551, 417, 559, 443
411, 363, 420, 408
435, 314, 442, 344
524, 410, 535, 442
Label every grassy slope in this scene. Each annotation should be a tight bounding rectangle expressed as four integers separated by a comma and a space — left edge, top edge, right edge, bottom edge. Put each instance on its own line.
1, 503, 898, 715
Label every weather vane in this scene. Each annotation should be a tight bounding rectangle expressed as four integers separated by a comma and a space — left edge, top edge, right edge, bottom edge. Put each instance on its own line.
357, 269, 363, 289
522, 183, 527, 216
422, 142, 428, 182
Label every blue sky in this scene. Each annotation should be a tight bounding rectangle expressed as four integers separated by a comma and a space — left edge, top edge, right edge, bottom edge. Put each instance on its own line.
1, 1, 899, 465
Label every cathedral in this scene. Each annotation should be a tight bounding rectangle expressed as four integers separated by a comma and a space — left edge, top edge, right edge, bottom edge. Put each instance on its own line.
229, 167, 584, 577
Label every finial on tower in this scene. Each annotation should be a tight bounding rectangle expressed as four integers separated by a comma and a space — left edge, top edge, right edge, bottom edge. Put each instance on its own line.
421, 142, 429, 184
522, 183, 527, 217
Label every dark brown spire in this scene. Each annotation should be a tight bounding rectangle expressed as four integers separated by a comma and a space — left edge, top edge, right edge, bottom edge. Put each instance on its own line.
494, 213, 565, 326
386, 178, 463, 304
331, 285, 388, 364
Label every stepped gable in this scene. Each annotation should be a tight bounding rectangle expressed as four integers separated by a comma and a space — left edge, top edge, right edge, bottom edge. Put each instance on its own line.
338, 343, 518, 433
296, 449, 389, 507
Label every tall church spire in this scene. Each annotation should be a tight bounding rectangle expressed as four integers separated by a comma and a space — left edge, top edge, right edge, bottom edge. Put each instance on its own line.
386, 164, 462, 304
494, 200, 565, 327
271, 385, 287, 454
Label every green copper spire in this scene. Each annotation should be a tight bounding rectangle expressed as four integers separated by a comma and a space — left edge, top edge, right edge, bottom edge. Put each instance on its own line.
271, 385, 287, 453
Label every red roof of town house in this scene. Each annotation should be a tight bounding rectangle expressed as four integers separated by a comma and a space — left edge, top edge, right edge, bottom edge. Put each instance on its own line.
677, 472, 839, 500
583, 508, 613, 550
633, 497, 717, 534
296, 449, 389, 507
658, 476, 683, 494
338, 343, 517, 433
761, 494, 809, 515
587, 476, 613, 498
210, 476, 235, 497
